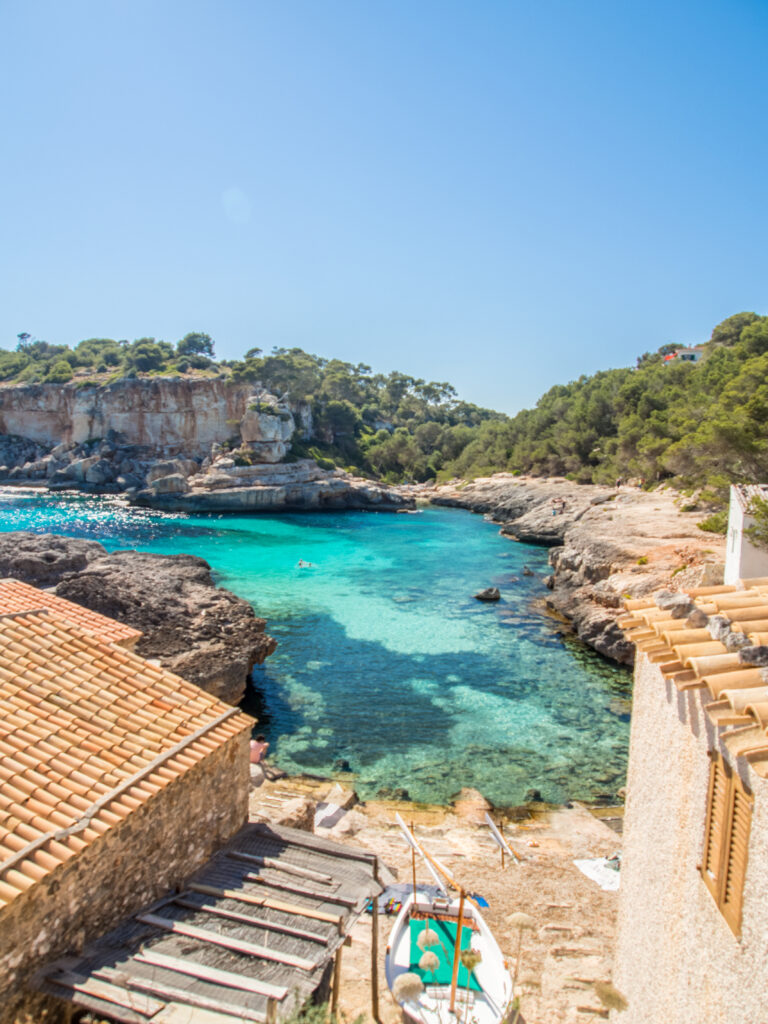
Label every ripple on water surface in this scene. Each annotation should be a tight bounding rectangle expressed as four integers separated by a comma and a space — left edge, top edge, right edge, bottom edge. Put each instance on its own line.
0, 490, 631, 805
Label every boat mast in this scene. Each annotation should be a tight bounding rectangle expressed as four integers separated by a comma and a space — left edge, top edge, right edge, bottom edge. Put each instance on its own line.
448, 887, 466, 1016
411, 819, 417, 896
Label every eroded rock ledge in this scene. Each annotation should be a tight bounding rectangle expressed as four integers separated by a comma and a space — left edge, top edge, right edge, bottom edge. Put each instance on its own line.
430, 474, 726, 664
0, 532, 275, 703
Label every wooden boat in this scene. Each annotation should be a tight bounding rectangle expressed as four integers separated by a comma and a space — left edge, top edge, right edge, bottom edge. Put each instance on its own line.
385, 816, 513, 1023
385, 889, 513, 1024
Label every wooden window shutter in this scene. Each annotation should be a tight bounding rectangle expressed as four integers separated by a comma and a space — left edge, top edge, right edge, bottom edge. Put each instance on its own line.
701, 754, 730, 902
720, 772, 753, 937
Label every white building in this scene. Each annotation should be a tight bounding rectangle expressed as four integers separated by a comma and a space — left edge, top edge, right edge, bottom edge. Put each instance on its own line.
724, 484, 768, 584
663, 345, 706, 364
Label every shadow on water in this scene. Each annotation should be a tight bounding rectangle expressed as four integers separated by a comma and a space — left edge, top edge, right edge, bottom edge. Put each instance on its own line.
244, 607, 631, 807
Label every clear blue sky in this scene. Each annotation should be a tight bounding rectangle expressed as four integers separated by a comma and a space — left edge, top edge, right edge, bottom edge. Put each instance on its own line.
1, 1, 767, 414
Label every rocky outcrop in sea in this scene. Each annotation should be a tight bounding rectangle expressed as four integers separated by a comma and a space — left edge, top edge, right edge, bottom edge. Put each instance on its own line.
430, 474, 726, 664
0, 532, 275, 703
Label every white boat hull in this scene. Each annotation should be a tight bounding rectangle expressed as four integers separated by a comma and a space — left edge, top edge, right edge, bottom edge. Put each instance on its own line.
384, 892, 513, 1024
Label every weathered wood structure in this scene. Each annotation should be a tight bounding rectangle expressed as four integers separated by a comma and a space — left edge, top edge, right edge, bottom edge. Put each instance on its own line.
36, 822, 382, 1023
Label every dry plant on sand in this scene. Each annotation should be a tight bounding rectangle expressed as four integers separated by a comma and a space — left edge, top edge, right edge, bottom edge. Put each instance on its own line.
506, 910, 536, 983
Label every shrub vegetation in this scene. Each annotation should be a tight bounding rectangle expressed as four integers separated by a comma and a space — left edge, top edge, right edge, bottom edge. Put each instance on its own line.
2, 312, 767, 498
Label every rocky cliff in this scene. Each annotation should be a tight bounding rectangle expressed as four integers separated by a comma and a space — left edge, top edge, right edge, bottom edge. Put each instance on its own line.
0, 532, 275, 703
0, 378, 412, 511
431, 474, 726, 663
0, 378, 258, 454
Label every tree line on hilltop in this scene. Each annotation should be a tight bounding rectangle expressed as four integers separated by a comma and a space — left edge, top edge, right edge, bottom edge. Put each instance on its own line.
2, 313, 767, 516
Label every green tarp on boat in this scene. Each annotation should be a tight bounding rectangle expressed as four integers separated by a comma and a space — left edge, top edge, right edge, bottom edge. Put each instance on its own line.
409, 918, 482, 991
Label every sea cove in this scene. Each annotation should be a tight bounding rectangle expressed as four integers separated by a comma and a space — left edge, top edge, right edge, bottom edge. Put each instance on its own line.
0, 489, 630, 805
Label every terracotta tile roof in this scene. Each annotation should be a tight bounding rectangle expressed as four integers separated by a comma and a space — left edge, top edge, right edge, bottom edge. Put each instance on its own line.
0, 578, 142, 648
733, 483, 768, 513
0, 610, 253, 909
620, 579, 768, 779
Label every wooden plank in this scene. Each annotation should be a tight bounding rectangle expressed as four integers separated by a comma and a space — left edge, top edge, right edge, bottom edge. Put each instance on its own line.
173, 896, 329, 943
94, 966, 266, 1023
136, 914, 318, 972
371, 881, 380, 1023
331, 947, 342, 1013
190, 883, 343, 926
39, 979, 149, 1024
484, 812, 521, 864
48, 970, 164, 1016
151, 1004, 253, 1024
227, 850, 334, 884
242, 872, 357, 907
133, 950, 287, 1001
251, 823, 379, 867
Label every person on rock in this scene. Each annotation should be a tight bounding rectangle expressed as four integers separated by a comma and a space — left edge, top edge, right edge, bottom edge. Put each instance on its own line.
250, 734, 269, 763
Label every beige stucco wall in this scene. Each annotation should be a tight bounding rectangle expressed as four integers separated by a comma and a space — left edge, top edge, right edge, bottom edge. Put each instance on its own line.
0, 728, 250, 1022
613, 654, 768, 1023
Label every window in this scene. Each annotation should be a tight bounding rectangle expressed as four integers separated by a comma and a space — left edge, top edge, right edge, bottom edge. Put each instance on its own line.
701, 753, 753, 936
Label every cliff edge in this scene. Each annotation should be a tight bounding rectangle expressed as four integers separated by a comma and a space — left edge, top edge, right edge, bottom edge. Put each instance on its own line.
0, 378, 412, 512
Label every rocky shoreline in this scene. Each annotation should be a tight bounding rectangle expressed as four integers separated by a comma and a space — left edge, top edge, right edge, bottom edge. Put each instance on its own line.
428, 474, 726, 664
0, 374, 725, 666
0, 532, 275, 704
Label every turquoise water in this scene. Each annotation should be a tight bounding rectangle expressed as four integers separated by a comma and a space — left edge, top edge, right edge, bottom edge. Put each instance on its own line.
0, 489, 631, 806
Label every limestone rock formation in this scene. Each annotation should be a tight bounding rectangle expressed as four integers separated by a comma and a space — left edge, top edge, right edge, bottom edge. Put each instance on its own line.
0, 533, 275, 704
432, 475, 726, 665
0, 379, 412, 512
131, 458, 413, 513
0, 378, 255, 454
239, 395, 295, 463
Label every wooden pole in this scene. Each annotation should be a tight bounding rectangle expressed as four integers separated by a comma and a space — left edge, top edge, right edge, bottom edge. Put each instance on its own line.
411, 833, 479, 906
411, 820, 418, 897
371, 884, 380, 1022
331, 946, 343, 1015
448, 888, 466, 1015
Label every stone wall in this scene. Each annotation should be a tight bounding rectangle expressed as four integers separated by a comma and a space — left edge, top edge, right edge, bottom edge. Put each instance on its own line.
613, 654, 768, 1024
0, 728, 250, 1022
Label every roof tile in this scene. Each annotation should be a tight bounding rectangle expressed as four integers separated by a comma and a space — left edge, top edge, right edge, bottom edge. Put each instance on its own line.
0, 600, 253, 909
0, 579, 142, 647
622, 581, 768, 775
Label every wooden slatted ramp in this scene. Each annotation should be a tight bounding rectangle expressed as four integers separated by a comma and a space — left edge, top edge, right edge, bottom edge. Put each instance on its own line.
35, 821, 382, 1024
